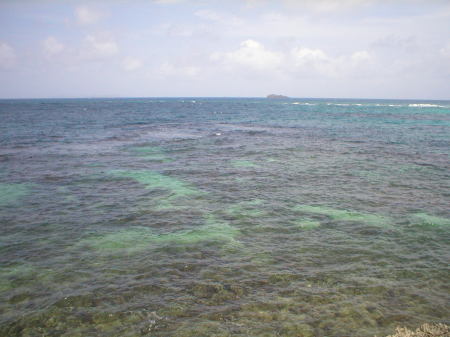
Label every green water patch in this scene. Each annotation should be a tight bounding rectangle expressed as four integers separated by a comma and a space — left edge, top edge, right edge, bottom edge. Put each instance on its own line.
227, 199, 266, 219
204, 213, 228, 227
234, 177, 249, 184
78, 223, 240, 254
291, 219, 321, 230
56, 186, 78, 203
294, 205, 389, 226
129, 145, 163, 154
231, 160, 258, 168
129, 146, 172, 162
78, 227, 154, 253
0, 261, 61, 293
84, 163, 106, 168
162, 223, 240, 246
110, 170, 201, 199
152, 199, 186, 212
391, 163, 436, 175
0, 264, 38, 292
204, 213, 244, 253
411, 213, 450, 226
0, 183, 30, 206
356, 164, 436, 184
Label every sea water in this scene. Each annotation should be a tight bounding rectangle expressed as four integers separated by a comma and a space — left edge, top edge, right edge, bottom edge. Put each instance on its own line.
0, 98, 449, 336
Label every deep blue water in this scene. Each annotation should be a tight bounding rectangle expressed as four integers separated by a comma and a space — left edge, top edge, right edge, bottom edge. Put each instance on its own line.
0, 98, 449, 337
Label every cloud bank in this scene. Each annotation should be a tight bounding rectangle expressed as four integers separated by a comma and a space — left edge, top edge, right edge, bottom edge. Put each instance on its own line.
0, 0, 449, 98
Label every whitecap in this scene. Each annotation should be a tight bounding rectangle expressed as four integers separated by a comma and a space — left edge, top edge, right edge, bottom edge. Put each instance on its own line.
408, 104, 445, 108
291, 102, 316, 106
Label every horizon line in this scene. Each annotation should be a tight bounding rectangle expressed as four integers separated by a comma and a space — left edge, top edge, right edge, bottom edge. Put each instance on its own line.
1, 96, 450, 101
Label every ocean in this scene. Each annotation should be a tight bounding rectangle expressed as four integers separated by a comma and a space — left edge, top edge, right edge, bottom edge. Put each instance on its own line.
0, 97, 449, 336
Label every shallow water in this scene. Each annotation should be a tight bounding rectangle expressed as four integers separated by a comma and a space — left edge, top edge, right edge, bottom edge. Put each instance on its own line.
0, 98, 449, 336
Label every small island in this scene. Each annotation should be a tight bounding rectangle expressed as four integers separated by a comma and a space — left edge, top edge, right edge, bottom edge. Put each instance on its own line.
266, 94, 289, 99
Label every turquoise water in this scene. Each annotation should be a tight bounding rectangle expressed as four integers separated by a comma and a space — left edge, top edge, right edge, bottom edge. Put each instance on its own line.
0, 98, 449, 336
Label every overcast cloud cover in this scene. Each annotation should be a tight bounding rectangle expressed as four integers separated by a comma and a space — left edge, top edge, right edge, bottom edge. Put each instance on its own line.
0, 0, 449, 99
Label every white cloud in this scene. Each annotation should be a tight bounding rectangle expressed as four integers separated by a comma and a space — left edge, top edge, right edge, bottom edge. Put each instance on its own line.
156, 23, 196, 37
289, 0, 370, 12
75, 5, 103, 25
212, 39, 283, 71
2, 0, 449, 99
246, 0, 373, 12
82, 33, 119, 59
123, 57, 143, 71
291, 47, 374, 77
195, 9, 222, 21
291, 47, 338, 76
351, 50, 371, 62
348, 50, 374, 76
0, 42, 16, 69
371, 35, 418, 53
440, 43, 450, 57
195, 9, 244, 27
152, 0, 185, 4
43, 37, 64, 57
157, 62, 199, 77
291, 47, 328, 62
211, 40, 376, 79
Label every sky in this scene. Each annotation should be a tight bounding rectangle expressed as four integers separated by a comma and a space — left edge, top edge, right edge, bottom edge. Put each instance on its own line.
0, 0, 449, 99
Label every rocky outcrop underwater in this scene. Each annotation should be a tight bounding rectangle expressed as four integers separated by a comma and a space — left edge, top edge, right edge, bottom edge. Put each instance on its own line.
380, 323, 449, 337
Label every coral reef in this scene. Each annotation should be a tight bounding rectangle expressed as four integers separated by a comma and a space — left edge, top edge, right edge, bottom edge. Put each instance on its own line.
412, 213, 450, 226
226, 199, 266, 218
381, 323, 449, 337
109, 169, 202, 209
128, 145, 172, 162
294, 205, 389, 226
77, 223, 240, 254
291, 219, 320, 230
0, 182, 30, 206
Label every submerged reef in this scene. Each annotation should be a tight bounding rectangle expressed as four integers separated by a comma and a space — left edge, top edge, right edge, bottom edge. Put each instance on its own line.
412, 213, 450, 226
128, 145, 172, 162
0, 264, 36, 292
77, 223, 240, 254
381, 323, 449, 337
291, 219, 321, 230
2, 98, 450, 337
230, 160, 258, 168
226, 199, 266, 219
0, 183, 30, 206
294, 205, 389, 226
109, 170, 201, 210
110, 170, 201, 199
